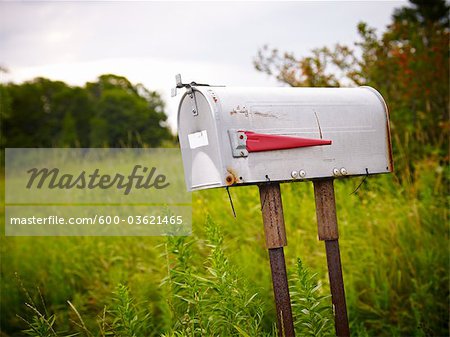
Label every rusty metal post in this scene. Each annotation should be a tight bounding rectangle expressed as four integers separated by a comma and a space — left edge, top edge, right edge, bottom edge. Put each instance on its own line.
259, 183, 295, 337
313, 179, 350, 337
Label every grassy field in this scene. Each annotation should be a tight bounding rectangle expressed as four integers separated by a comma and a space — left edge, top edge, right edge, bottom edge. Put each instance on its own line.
0, 155, 448, 336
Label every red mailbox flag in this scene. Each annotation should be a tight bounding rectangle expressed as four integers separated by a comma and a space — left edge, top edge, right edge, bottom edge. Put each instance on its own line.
243, 131, 332, 153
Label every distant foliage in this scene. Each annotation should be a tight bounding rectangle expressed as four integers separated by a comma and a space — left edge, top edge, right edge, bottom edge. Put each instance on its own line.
254, 0, 449, 173
1, 74, 173, 148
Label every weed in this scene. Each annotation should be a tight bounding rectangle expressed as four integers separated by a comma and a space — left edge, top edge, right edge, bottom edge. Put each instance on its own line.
290, 259, 334, 336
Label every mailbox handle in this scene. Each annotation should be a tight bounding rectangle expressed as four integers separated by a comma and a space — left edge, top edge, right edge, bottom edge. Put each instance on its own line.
243, 131, 332, 153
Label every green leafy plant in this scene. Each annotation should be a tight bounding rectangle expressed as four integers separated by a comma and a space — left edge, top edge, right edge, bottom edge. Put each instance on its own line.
162, 216, 264, 336
109, 283, 152, 337
290, 259, 334, 336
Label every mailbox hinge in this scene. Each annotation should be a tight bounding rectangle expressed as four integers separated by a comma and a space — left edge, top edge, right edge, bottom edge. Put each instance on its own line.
172, 74, 225, 116
187, 89, 199, 116
172, 74, 212, 116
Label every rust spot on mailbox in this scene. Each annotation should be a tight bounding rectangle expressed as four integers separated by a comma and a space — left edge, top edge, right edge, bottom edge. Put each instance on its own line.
225, 167, 240, 186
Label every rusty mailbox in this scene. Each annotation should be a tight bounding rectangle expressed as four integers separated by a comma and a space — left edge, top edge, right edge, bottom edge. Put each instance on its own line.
176, 81, 392, 191
174, 75, 393, 337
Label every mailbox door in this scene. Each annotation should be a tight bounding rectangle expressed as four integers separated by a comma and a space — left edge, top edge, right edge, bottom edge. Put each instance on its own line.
178, 89, 224, 191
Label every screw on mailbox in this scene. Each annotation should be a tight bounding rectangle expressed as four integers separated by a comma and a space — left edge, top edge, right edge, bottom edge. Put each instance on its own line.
175, 75, 394, 337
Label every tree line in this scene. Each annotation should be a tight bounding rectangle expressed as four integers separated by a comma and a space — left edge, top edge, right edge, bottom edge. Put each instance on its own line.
0, 74, 173, 148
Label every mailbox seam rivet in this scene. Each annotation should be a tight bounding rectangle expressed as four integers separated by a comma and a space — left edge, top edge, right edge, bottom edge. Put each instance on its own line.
333, 168, 341, 176
340, 167, 348, 175
291, 170, 298, 179
299, 170, 306, 178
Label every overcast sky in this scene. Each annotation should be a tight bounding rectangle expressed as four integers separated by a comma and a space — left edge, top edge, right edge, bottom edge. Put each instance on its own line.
0, 1, 406, 131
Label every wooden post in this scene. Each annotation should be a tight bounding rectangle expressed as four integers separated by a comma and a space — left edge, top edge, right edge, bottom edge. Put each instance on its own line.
259, 183, 295, 337
313, 179, 350, 337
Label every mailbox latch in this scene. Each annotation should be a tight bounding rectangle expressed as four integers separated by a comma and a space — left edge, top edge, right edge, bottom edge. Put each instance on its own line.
229, 130, 332, 157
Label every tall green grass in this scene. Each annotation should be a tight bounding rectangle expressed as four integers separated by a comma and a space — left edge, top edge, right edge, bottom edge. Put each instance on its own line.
1, 154, 448, 336
11, 217, 333, 336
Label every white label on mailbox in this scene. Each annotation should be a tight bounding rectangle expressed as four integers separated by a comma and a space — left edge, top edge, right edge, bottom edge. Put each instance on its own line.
188, 130, 209, 149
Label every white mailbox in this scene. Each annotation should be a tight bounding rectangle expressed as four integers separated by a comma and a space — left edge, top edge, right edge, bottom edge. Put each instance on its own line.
176, 80, 393, 191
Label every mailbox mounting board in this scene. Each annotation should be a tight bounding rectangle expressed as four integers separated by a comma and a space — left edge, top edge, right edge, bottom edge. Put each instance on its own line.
177, 86, 393, 191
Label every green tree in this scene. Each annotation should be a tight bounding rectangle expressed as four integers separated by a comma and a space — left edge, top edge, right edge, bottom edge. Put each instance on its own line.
2, 78, 74, 147
0, 84, 12, 150
1, 74, 173, 148
60, 112, 78, 146
86, 74, 172, 147
254, 0, 449, 173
